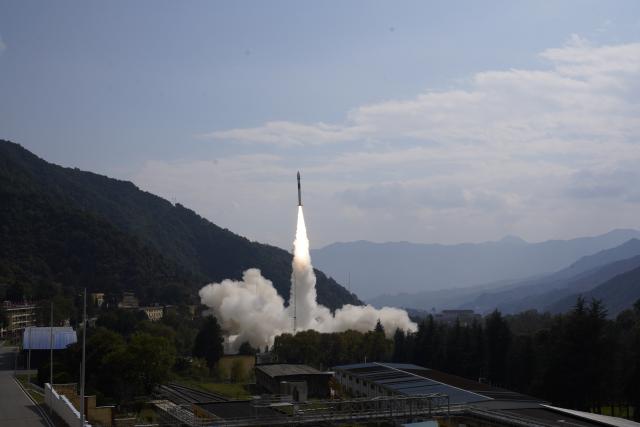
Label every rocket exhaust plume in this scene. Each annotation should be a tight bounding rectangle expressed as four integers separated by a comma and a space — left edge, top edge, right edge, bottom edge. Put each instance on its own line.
199, 172, 417, 350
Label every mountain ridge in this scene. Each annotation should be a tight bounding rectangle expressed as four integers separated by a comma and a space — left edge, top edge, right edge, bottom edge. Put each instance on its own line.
0, 140, 360, 309
313, 229, 640, 299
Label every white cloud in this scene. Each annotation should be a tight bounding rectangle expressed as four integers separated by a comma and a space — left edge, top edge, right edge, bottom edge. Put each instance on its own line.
201, 121, 363, 147
135, 37, 640, 247
206, 37, 640, 150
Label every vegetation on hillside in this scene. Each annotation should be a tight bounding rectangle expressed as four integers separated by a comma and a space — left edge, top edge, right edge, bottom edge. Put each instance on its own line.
0, 139, 359, 310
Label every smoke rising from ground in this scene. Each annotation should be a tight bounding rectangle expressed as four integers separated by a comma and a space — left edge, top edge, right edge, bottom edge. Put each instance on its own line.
199, 206, 417, 350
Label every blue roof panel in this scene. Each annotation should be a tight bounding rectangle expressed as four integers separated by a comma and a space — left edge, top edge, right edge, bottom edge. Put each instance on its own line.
23, 327, 77, 350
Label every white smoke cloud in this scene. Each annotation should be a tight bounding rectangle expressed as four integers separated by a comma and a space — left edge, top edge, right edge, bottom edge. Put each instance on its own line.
199, 206, 417, 350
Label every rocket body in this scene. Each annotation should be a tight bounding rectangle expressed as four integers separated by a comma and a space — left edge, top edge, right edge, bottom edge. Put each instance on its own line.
297, 171, 302, 206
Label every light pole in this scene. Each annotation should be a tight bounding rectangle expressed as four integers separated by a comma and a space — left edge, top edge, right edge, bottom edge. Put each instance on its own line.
79, 289, 86, 427
50, 302, 53, 383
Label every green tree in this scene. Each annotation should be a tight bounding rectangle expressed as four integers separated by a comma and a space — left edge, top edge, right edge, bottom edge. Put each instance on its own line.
485, 310, 511, 386
392, 328, 406, 362
193, 316, 224, 372
230, 358, 245, 382
126, 332, 176, 394
238, 341, 257, 355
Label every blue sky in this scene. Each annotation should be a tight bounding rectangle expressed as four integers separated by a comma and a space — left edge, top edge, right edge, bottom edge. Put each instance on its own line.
1, 1, 640, 248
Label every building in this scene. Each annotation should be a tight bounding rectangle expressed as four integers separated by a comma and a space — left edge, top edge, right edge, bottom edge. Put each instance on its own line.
333, 363, 639, 427
255, 364, 332, 399
140, 306, 164, 322
118, 291, 139, 308
22, 326, 78, 369
90, 292, 105, 307
1, 302, 37, 338
333, 362, 536, 402
435, 309, 481, 326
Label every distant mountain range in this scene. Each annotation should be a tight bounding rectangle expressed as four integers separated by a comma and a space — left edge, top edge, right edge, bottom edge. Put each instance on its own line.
368, 238, 640, 317
0, 140, 360, 309
312, 230, 640, 300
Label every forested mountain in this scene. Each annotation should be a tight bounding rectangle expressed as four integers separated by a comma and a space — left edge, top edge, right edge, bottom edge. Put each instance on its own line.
548, 265, 640, 316
0, 140, 360, 309
313, 230, 640, 299
461, 239, 640, 314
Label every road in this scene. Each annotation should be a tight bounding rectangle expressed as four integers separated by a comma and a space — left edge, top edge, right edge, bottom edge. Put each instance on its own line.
0, 342, 49, 427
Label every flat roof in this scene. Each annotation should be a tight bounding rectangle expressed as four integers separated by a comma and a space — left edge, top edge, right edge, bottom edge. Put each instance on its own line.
256, 364, 329, 378
333, 362, 540, 405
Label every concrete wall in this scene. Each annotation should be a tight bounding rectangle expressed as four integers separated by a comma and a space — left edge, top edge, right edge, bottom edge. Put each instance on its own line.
47, 383, 113, 427
45, 383, 92, 427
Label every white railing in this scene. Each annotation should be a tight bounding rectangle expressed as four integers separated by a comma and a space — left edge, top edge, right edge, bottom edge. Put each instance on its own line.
45, 383, 92, 427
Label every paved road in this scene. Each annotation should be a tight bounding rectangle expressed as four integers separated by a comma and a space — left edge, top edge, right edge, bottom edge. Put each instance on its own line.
0, 342, 49, 427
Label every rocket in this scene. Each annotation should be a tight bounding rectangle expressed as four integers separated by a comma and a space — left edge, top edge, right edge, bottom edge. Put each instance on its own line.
297, 171, 302, 206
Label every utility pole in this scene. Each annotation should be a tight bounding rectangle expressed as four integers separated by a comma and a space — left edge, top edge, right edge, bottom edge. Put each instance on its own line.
49, 302, 53, 415
50, 302, 53, 384
79, 289, 86, 427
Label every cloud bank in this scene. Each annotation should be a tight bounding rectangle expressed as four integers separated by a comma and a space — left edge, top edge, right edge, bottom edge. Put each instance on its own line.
135, 36, 640, 248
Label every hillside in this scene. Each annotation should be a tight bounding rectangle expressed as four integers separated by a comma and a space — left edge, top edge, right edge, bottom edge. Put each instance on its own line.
460, 239, 640, 314
0, 140, 360, 309
547, 265, 640, 316
315, 230, 640, 300
370, 239, 640, 315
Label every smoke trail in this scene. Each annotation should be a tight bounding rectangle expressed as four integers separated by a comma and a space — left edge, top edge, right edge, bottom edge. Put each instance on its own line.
199, 206, 417, 350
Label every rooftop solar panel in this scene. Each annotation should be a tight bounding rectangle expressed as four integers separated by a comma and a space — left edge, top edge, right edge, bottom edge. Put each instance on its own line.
409, 384, 489, 404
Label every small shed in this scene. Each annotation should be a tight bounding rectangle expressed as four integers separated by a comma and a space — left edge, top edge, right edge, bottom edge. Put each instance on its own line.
255, 364, 331, 399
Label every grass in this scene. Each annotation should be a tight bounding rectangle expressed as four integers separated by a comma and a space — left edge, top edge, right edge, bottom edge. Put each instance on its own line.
138, 406, 160, 423
173, 377, 252, 400
15, 374, 45, 404
599, 405, 635, 419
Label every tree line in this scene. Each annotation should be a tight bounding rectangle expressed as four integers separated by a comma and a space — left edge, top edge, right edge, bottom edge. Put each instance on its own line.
273, 298, 640, 420
35, 307, 225, 408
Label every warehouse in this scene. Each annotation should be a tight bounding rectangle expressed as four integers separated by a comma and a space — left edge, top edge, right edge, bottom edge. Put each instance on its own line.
255, 364, 332, 399
332, 362, 539, 403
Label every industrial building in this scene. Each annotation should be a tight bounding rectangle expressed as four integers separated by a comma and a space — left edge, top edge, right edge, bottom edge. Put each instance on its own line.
255, 364, 332, 399
333, 362, 538, 403
140, 305, 164, 321
333, 362, 638, 427
1, 301, 37, 338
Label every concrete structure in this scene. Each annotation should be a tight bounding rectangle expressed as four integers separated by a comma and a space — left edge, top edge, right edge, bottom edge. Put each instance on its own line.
45, 383, 92, 427
140, 305, 163, 322
255, 364, 331, 399
1, 301, 37, 338
118, 292, 139, 308
90, 292, 105, 307
435, 309, 481, 327
50, 383, 114, 427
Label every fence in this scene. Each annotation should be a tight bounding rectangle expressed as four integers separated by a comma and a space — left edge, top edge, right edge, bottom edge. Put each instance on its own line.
44, 383, 92, 427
